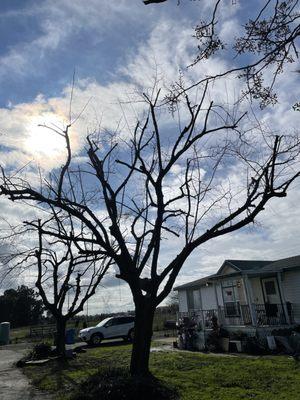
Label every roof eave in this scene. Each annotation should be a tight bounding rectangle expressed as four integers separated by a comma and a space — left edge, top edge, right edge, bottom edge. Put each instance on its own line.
216, 260, 241, 275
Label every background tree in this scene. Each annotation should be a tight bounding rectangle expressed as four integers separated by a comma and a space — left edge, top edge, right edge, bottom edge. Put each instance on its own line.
1, 83, 300, 374
0, 285, 44, 328
2, 213, 111, 356
167, 291, 179, 311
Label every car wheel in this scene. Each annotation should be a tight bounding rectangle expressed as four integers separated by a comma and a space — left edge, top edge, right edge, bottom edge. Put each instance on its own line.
90, 333, 103, 346
127, 329, 134, 342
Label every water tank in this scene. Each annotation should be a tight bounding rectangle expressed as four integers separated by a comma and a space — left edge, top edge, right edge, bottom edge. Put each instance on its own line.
0, 322, 10, 345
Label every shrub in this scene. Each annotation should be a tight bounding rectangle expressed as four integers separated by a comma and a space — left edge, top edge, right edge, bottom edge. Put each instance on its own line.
16, 342, 53, 367
30, 342, 52, 360
243, 336, 268, 355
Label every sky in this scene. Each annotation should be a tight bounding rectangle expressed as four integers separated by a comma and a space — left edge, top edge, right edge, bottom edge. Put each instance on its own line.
0, 0, 299, 316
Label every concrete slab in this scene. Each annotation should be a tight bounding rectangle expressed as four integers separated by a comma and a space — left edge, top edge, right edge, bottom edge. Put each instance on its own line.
0, 344, 53, 400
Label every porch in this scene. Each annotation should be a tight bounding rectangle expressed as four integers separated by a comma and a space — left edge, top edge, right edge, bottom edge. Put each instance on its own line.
179, 302, 295, 329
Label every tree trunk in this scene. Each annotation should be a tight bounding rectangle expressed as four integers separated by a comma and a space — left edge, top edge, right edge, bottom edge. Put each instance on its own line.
130, 301, 155, 376
56, 318, 66, 357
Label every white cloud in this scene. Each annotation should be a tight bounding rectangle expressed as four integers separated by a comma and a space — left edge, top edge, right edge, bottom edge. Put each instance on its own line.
0, 1, 300, 313
0, 0, 153, 80
219, 18, 242, 43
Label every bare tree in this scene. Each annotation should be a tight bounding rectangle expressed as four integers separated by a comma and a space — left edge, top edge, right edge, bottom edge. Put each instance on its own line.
143, 0, 300, 109
1, 83, 300, 374
1, 213, 110, 357
143, 0, 167, 4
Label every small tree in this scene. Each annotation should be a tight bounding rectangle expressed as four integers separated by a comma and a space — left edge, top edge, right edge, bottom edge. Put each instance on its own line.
35, 219, 110, 356
1, 213, 110, 356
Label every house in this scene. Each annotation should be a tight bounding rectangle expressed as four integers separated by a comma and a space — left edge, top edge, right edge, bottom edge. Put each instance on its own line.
175, 255, 300, 334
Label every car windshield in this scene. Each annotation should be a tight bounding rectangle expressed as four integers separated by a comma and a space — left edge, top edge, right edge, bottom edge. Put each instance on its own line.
96, 317, 112, 327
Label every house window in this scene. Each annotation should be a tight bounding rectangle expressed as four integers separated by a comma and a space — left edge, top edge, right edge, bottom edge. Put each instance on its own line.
223, 288, 234, 302
224, 302, 240, 317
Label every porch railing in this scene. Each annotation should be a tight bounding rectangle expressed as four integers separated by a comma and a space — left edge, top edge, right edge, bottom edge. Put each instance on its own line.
178, 306, 251, 328
178, 302, 294, 328
218, 304, 252, 326
254, 303, 294, 326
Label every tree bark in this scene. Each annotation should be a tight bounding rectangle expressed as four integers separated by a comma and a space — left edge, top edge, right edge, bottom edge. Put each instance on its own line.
130, 300, 155, 376
55, 318, 66, 357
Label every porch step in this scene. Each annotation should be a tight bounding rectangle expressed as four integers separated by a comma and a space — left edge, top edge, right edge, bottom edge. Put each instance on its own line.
229, 340, 242, 352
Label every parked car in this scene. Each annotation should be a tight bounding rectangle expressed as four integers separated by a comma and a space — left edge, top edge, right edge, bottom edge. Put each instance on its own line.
79, 316, 135, 346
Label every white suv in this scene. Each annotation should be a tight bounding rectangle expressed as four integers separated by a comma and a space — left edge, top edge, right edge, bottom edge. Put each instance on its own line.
79, 316, 135, 346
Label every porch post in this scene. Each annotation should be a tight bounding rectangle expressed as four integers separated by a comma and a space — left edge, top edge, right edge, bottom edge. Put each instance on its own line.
276, 272, 290, 324
243, 274, 257, 326
213, 281, 221, 323
198, 287, 206, 330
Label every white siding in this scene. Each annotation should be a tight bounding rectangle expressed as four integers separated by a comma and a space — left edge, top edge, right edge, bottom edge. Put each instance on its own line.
178, 290, 188, 312
282, 270, 300, 323
216, 283, 223, 306
200, 285, 217, 309
193, 289, 202, 309
237, 279, 247, 304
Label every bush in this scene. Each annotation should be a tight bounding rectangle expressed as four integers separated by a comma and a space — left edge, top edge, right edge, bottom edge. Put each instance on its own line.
243, 336, 268, 355
71, 368, 179, 400
16, 342, 53, 367
30, 342, 52, 359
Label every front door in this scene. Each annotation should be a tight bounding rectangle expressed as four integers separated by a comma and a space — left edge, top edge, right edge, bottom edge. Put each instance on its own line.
261, 277, 284, 323
261, 277, 281, 305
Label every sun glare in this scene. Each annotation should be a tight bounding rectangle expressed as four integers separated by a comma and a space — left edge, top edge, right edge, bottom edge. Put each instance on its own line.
25, 114, 67, 160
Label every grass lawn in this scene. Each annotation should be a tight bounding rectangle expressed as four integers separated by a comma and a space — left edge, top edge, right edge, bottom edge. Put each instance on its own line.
23, 343, 300, 400
10, 326, 31, 342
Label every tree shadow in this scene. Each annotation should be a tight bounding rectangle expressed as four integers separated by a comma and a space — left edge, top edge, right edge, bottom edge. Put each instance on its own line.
87, 339, 131, 349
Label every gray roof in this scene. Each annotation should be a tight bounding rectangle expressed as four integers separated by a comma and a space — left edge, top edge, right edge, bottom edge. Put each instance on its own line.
174, 255, 300, 291
261, 255, 300, 272
223, 259, 273, 272
174, 273, 216, 290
